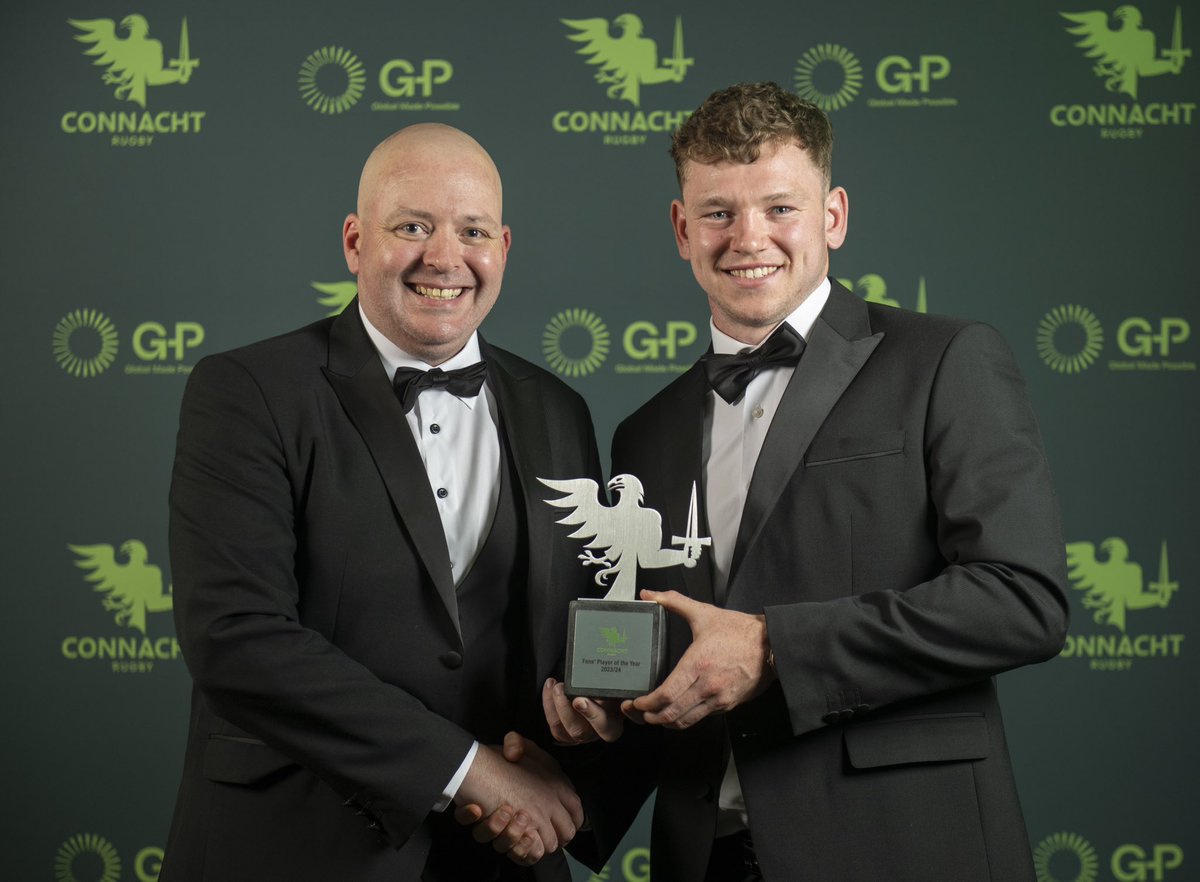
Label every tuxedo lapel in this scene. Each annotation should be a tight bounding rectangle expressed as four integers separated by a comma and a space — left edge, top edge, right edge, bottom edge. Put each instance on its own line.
652, 366, 716, 605
481, 340, 558, 655
322, 303, 461, 639
728, 284, 884, 590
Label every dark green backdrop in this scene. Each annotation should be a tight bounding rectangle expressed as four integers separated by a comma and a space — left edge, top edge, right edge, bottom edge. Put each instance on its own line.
4, 2, 1195, 880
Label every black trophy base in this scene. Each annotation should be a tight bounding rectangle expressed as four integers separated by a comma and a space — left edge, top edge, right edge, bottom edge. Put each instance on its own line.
564, 599, 667, 699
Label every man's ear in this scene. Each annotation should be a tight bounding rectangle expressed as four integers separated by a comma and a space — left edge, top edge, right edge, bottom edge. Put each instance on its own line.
499, 225, 512, 264
825, 187, 849, 250
670, 199, 691, 260
342, 213, 361, 273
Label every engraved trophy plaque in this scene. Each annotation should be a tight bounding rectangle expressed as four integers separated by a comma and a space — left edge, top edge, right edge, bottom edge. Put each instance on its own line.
539, 475, 710, 699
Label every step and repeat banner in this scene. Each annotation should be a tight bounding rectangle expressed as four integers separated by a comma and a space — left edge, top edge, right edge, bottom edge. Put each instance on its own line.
3, 2, 1195, 880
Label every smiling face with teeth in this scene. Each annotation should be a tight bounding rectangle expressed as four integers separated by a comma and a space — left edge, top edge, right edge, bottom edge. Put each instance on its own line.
671, 139, 848, 346
343, 124, 511, 365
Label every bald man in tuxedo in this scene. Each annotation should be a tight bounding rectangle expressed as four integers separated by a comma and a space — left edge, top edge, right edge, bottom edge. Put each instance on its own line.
161, 124, 602, 882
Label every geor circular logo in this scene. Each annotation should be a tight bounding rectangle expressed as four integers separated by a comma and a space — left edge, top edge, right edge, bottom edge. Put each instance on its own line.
53, 308, 119, 378
543, 308, 610, 377
1037, 304, 1104, 374
1033, 831, 1100, 882
54, 833, 122, 882
794, 44, 864, 111
298, 46, 367, 114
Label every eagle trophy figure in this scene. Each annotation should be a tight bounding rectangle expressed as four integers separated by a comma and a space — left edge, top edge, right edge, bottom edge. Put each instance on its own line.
1065, 537, 1177, 632
539, 474, 707, 602
69, 540, 174, 634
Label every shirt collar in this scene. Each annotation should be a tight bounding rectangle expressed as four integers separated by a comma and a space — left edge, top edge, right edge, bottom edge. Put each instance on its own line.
358, 303, 485, 408
710, 276, 831, 355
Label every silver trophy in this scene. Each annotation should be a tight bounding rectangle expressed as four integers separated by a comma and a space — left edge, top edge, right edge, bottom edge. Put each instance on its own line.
539, 475, 710, 698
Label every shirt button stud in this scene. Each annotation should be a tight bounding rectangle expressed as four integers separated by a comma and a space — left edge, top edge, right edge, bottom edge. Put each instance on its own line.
752, 405, 765, 419
430, 423, 441, 434
436, 487, 448, 499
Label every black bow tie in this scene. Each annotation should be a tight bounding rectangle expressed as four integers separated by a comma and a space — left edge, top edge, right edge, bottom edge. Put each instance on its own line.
700, 324, 806, 405
392, 361, 488, 413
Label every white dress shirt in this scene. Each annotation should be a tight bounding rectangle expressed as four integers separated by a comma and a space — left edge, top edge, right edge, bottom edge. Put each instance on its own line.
359, 306, 501, 586
703, 278, 831, 835
359, 305, 499, 809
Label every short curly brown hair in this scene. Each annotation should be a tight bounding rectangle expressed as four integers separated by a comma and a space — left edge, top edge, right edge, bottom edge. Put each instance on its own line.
670, 82, 833, 189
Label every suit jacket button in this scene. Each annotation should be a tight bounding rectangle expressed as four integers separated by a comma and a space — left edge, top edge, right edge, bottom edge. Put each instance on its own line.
440, 651, 463, 669
822, 711, 842, 724
853, 704, 871, 714
838, 709, 855, 721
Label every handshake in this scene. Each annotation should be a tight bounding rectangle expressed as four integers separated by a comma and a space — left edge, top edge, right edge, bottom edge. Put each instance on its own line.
452, 592, 773, 866
451, 677, 626, 866
451, 730, 580, 867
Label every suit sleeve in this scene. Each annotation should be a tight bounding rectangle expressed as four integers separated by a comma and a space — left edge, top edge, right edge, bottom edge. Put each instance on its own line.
763, 322, 1071, 736
169, 353, 474, 847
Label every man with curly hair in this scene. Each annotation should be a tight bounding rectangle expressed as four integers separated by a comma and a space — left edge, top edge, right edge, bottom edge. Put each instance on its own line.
544, 82, 1070, 882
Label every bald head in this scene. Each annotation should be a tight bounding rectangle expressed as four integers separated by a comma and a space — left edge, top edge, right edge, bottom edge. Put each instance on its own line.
342, 123, 511, 365
356, 123, 503, 218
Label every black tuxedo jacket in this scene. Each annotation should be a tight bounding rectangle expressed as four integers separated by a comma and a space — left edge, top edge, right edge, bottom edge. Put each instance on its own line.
591, 282, 1069, 882
160, 303, 600, 882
